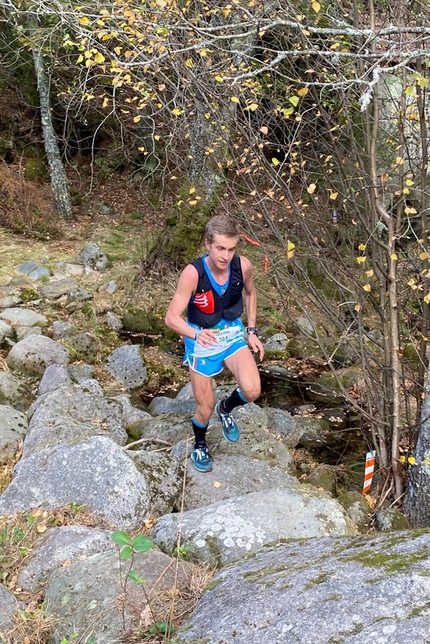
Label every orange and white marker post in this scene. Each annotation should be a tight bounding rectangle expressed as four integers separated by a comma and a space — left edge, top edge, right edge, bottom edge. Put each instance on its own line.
362, 450, 376, 495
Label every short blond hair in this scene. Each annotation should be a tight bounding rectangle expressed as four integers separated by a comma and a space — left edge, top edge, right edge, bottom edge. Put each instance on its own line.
205, 215, 239, 243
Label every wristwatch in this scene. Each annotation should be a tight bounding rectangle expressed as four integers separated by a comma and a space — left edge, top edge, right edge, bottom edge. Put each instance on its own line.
247, 326, 259, 336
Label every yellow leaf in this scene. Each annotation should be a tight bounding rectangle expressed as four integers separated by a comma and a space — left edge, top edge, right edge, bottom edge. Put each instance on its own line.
77, 54, 84, 63
312, 0, 321, 11
363, 284, 371, 292
287, 250, 295, 259
185, 58, 194, 68
329, 192, 338, 200
307, 183, 316, 194
354, 304, 361, 312
287, 240, 295, 251
102, 97, 109, 108
189, 187, 196, 194
405, 206, 417, 214
189, 200, 198, 206
399, 455, 406, 463
245, 103, 259, 111
62, 560, 72, 567
420, 252, 429, 260
94, 52, 105, 64
133, 115, 141, 123
260, 126, 268, 135
408, 456, 416, 465
366, 269, 374, 277
214, 75, 224, 83
172, 107, 183, 116
356, 256, 366, 264
231, 96, 240, 104
424, 293, 430, 304
390, 253, 398, 260
358, 243, 366, 251
213, 481, 221, 488
395, 156, 405, 165
405, 179, 414, 186
297, 87, 309, 97
80, 16, 90, 25
85, 59, 93, 67
272, 158, 280, 166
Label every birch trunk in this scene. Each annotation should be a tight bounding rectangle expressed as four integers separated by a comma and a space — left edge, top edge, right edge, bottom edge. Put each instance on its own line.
32, 31, 73, 220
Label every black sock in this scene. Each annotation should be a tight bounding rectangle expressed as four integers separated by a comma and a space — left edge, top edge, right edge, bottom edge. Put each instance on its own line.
221, 388, 248, 414
192, 419, 208, 448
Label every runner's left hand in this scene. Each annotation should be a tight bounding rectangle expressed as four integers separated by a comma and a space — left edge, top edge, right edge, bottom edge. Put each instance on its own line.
248, 334, 264, 361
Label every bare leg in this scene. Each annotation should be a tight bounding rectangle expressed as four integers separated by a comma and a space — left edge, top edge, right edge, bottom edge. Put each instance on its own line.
224, 346, 261, 402
189, 369, 215, 425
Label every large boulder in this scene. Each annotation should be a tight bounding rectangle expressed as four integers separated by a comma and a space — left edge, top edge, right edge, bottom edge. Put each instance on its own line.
172, 529, 430, 644
0, 371, 33, 411
184, 454, 298, 511
0, 436, 151, 530
104, 345, 148, 389
44, 548, 193, 644
24, 381, 127, 457
18, 526, 114, 592
0, 404, 28, 464
0, 584, 19, 632
6, 335, 70, 376
151, 487, 357, 566
130, 449, 184, 516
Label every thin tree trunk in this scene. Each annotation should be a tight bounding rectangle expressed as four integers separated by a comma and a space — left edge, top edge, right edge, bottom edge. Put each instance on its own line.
31, 21, 73, 220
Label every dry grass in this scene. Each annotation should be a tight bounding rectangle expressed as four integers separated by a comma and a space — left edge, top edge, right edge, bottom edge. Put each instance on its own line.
123, 562, 216, 644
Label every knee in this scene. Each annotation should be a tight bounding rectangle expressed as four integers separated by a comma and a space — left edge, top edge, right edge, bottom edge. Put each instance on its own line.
241, 383, 261, 403
196, 401, 215, 423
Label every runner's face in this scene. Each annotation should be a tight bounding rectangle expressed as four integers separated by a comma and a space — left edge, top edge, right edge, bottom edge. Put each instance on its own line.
205, 234, 239, 269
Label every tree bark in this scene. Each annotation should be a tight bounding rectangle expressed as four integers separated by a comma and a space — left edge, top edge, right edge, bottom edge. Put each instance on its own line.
403, 358, 430, 526
31, 26, 73, 220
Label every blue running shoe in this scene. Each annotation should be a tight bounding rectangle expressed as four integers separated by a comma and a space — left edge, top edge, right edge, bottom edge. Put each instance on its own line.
215, 401, 241, 443
190, 446, 213, 472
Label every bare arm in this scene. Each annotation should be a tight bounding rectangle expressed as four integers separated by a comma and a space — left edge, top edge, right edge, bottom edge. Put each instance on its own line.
165, 265, 199, 339
240, 256, 265, 360
164, 265, 219, 346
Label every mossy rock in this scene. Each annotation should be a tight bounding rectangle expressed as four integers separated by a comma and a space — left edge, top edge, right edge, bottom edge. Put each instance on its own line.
19, 288, 40, 302
337, 490, 372, 533
307, 367, 362, 405
304, 464, 337, 495
122, 307, 165, 334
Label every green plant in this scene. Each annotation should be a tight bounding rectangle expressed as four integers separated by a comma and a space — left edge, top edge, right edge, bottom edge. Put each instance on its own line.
173, 544, 194, 560
110, 530, 154, 559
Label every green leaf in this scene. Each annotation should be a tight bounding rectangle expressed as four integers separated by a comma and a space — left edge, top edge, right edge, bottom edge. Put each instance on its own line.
127, 570, 147, 585
289, 95, 300, 107
111, 531, 132, 547
120, 546, 134, 560
132, 534, 154, 552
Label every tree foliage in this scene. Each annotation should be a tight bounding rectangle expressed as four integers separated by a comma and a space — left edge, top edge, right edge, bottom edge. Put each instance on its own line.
3, 0, 430, 518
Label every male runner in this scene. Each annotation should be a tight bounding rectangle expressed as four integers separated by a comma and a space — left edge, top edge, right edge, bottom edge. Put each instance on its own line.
165, 215, 265, 472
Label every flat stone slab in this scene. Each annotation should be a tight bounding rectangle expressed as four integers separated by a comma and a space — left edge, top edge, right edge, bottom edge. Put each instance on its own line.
0, 307, 47, 327
184, 454, 298, 510
38, 278, 79, 300
152, 487, 357, 566
173, 530, 430, 644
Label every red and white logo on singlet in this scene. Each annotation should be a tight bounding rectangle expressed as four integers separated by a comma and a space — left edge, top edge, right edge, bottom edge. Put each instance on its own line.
193, 290, 215, 314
